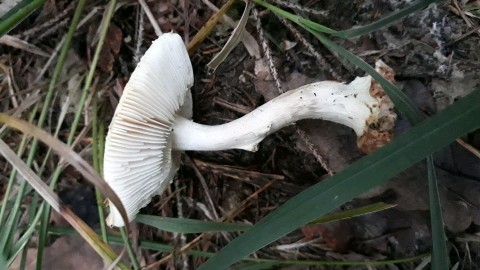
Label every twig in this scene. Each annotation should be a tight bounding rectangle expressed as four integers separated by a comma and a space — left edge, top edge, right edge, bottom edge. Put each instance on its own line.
252, 6, 334, 174
0, 63, 19, 107
223, 177, 279, 222
201, 0, 261, 58
174, 179, 189, 270
184, 157, 233, 245
295, 128, 334, 175
252, 6, 283, 94
456, 138, 480, 159
134, 4, 145, 64
35, 18, 70, 42
35, 7, 101, 82
185, 156, 220, 221
276, 15, 342, 81
267, 0, 328, 17
138, 0, 163, 36
18, 1, 75, 40
213, 97, 252, 114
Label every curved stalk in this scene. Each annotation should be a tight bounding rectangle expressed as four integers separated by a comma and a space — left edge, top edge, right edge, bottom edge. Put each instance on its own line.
172, 76, 379, 152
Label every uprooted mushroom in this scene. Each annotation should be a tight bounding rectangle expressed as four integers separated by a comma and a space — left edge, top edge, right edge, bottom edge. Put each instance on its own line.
104, 33, 397, 227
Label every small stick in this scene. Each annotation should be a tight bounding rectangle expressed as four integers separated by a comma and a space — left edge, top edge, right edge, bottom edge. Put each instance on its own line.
174, 179, 189, 270
276, 15, 342, 81
252, 6, 284, 94
456, 138, 480, 159
134, 4, 145, 64
138, 0, 163, 36
184, 156, 220, 221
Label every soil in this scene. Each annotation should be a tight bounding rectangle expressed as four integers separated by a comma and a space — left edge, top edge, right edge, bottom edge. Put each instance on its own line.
2, 0, 480, 269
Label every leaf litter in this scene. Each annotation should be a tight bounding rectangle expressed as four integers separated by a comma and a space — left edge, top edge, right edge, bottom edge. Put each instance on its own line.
1, 0, 479, 269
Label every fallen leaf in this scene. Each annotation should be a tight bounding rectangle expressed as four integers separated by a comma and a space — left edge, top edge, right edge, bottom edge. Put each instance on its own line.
97, 23, 123, 72
10, 235, 104, 270
301, 222, 352, 252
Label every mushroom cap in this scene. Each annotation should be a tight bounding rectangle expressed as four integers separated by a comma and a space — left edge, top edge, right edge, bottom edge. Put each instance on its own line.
104, 33, 193, 227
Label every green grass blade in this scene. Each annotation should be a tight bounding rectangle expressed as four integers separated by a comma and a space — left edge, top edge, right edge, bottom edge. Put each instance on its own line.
136, 215, 251, 233
93, 92, 108, 243
197, 89, 480, 269
136, 203, 395, 233
0, 0, 46, 36
0, 139, 129, 269
231, 262, 274, 270
48, 226, 428, 266
335, 0, 438, 38
0, 0, 87, 265
6, 210, 43, 268
305, 30, 423, 123
33, 1, 88, 266
252, 0, 336, 35
0, 207, 21, 257
309, 202, 396, 224
0, 254, 6, 270
248, 3, 425, 121
427, 157, 449, 269
304, 28, 448, 268
36, 0, 119, 267
253, 0, 438, 39
120, 227, 140, 270
0, 107, 37, 244
0, 135, 29, 228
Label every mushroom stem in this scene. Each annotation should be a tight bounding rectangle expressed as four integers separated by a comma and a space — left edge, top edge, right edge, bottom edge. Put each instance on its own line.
172, 76, 380, 152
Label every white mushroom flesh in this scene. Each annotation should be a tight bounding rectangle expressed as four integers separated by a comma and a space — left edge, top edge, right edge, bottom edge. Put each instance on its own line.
104, 33, 396, 227
104, 33, 193, 227
171, 76, 380, 151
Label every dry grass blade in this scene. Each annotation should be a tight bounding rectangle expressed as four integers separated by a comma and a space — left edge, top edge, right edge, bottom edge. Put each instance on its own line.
0, 113, 129, 231
0, 90, 40, 134
456, 138, 480, 158
138, 0, 162, 36
0, 139, 60, 211
187, 0, 235, 54
192, 159, 296, 191
0, 35, 49, 57
201, 0, 260, 58
0, 139, 129, 269
207, 2, 253, 70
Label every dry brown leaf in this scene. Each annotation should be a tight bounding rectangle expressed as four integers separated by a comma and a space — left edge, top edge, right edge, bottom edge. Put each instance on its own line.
10, 236, 105, 270
362, 163, 480, 233
0, 35, 49, 57
97, 23, 123, 72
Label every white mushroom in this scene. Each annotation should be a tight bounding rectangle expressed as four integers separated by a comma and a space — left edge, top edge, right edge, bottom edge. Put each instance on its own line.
104, 33, 396, 227
104, 33, 193, 227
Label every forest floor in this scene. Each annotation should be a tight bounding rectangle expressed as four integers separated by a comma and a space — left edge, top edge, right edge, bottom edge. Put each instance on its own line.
2, 0, 480, 269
